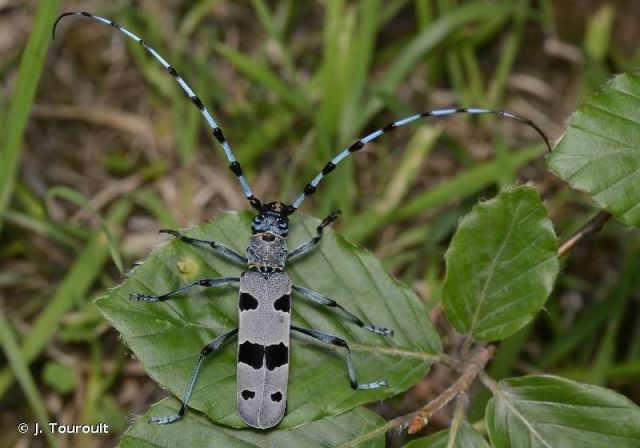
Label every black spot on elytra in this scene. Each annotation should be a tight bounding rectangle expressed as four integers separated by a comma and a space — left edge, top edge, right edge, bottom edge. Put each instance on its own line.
265, 343, 288, 370
270, 391, 283, 402
239, 293, 258, 311
273, 294, 290, 313
238, 341, 264, 369
241, 390, 256, 400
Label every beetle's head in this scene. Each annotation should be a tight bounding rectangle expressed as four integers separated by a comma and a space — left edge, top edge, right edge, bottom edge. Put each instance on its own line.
251, 201, 293, 237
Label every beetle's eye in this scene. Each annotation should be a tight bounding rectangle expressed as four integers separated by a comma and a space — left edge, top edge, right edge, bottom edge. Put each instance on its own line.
254, 215, 263, 223
277, 218, 287, 228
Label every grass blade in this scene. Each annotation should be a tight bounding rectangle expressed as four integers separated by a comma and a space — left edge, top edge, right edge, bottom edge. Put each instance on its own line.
345, 144, 544, 242
0, 0, 61, 234
361, 1, 518, 127
0, 312, 55, 446
0, 200, 131, 399
45, 186, 124, 273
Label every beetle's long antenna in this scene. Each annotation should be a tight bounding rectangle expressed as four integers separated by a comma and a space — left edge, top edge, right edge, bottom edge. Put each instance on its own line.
290, 108, 551, 211
53, 12, 263, 211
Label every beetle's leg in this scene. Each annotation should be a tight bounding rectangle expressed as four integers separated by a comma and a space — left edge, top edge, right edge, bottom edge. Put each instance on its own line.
291, 325, 388, 390
287, 210, 340, 260
129, 277, 239, 302
149, 328, 239, 425
292, 284, 393, 336
160, 230, 247, 265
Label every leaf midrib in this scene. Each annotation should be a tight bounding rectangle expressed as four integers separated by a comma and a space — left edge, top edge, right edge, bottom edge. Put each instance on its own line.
467, 199, 524, 337
492, 386, 554, 448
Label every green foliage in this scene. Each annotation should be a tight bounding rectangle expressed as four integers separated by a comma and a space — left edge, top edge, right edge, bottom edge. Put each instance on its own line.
346, 145, 546, 243
45, 186, 124, 273
0, 200, 132, 397
5, 2, 640, 446
41, 362, 75, 395
442, 186, 559, 341
0, 311, 53, 446
97, 212, 441, 428
97, 183, 640, 447
486, 375, 640, 447
548, 73, 640, 228
120, 399, 384, 447
0, 0, 61, 234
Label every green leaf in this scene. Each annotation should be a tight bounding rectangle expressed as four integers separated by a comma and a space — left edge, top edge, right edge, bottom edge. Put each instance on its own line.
486, 375, 640, 448
547, 73, 640, 228
120, 398, 385, 448
404, 421, 491, 448
42, 361, 75, 395
442, 185, 558, 341
97, 212, 440, 428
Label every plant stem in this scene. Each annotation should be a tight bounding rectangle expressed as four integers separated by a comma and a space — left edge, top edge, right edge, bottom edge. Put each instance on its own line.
446, 394, 468, 447
337, 345, 497, 446
558, 210, 612, 257
478, 370, 500, 392
407, 345, 496, 434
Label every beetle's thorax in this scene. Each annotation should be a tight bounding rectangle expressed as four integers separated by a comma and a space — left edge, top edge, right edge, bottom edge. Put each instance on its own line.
247, 232, 288, 274
247, 201, 291, 274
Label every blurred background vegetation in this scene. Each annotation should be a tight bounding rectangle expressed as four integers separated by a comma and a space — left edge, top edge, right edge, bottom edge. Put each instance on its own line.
1, 0, 639, 447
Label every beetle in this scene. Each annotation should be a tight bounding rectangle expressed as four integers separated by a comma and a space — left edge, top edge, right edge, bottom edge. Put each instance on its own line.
53, 11, 551, 429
